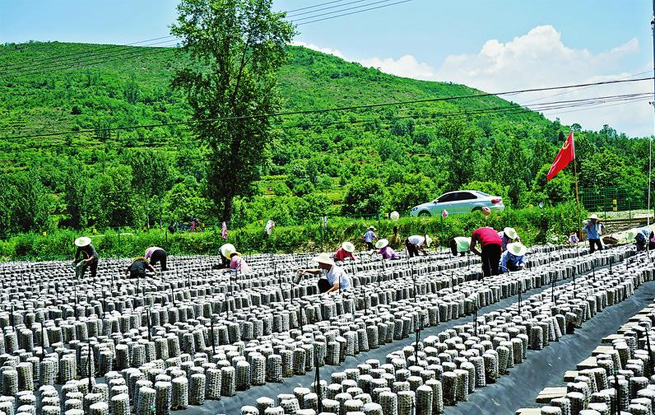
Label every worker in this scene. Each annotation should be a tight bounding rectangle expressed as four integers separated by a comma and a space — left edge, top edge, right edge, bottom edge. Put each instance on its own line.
499, 227, 520, 251
500, 242, 527, 273
470, 227, 502, 277
334, 242, 356, 263
73, 237, 99, 279
144, 246, 168, 271
583, 214, 603, 253
405, 234, 432, 257
228, 251, 252, 274
296, 253, 350, 293
376, 239, 399, 260
125, 257, 156, 278
363, 226, 378, 250
449, 237, 470, 257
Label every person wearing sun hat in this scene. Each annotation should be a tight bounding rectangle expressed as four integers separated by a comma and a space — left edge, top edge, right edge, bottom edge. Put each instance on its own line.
228, 250, 252, 274
583, 214, 603, 253
334, 242, 356, 263
500, 242, 527, 273
376, 239, 399, 260
72, 236, 99, 279
470, 226, 502, 277
296, 252, 350, 293
363, 226, 378, 250
213, 243, 235, 269
499, 227, 520, 251
405, 233, 432, 257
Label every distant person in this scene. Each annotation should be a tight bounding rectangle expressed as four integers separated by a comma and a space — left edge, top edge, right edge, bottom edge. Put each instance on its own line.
500, 242, 527, 273
499, 227, 520, 251
190, 218, 200, 232
363, 226, 378, 250
334, 242, 356, 263
125, 257, 156, 279
376, 239, 399, 260
449, 237, 470, 257
583, 214, 603, 253
229, 251, 252, 274
390, 226, 402, 249
405, 234, 432, 257
144, 246, 168, 271
568, 232, 579, 245
470, 227, 502, 277
296, 253, 350, 293
73, 237, 99, 279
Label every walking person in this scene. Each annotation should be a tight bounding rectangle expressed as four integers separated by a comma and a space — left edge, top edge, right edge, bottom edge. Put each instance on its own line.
73, 237, 99, 279
144, 246, 168, 271
363, 226, 378, 250
470, 227, 502, 277
583, 214, 603, 253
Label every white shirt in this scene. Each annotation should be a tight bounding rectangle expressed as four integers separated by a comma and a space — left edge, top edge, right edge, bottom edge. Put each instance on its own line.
325, 265, 350, 290
408, 235, 425, 246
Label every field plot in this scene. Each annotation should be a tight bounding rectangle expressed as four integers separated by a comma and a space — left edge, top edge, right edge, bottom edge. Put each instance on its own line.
0, 243, 651, 415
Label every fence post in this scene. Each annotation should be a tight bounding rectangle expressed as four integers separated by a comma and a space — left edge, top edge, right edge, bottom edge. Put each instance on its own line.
117, 226, 121, 257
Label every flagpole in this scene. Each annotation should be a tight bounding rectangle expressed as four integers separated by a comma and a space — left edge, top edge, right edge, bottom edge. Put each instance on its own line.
574, 155, 582, 239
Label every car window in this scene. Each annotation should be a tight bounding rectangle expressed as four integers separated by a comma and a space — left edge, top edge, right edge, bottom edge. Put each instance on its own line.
456, 192, 477, 201
437, 193, 455, 203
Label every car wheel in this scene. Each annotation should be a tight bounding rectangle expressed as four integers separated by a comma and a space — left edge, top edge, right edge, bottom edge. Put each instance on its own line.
418, 211, 431, 217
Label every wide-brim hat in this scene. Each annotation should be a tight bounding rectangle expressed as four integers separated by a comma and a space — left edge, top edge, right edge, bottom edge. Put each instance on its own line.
589, 214, 598, 220
375, 239, 389, 249
425, 235, 433, 247
507, 242, 527, 257
342, 242, 355, 253
313, 252, 334, 266
75, 237, 91, 247
504, 227, 518, 240
220, 244, 236, 258
368, 226, 376, 231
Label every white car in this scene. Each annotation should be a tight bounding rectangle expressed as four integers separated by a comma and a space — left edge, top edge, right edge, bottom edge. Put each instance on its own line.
410, 190, 505, 217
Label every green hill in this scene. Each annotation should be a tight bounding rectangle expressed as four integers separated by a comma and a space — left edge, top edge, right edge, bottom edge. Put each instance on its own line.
0, 42, 649, 236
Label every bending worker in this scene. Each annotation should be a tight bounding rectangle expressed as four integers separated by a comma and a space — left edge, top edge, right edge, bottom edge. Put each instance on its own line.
470, 227, 502, 277
73, 237, 99, 279
334, 242, 356, 263
500, 242, 527, 273
376, 239, 399, 260
126, 257, 156, 278
297, 253, 350, 294
405, 234, 432, 258
449, 237, 470, 257
144, 246, 168, 271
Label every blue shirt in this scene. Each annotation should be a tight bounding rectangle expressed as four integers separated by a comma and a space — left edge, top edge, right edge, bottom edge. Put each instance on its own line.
583, 221, 601, 240
363, 230, 376, 243
500, 251, 525, 272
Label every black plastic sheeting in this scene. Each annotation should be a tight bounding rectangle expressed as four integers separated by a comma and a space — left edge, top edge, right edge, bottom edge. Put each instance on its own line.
175, 279, 655, 415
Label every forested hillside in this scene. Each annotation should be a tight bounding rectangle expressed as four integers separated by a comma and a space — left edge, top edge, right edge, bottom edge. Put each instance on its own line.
0, 42, 650, 237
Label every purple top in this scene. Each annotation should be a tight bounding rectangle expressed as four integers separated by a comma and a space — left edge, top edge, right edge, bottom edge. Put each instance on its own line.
378, 246, 398, 260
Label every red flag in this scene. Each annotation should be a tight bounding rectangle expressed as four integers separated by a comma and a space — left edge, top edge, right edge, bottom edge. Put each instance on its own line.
547, 131, 575, 181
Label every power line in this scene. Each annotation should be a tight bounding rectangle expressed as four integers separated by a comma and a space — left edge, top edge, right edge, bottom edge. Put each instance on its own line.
297, 0, 413, 25
2, 78, 651, 140
289, 0, 388, 18
285, 0, 348, 13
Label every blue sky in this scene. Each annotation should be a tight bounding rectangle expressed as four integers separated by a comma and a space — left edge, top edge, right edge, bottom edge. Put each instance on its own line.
1, 0, 653, 136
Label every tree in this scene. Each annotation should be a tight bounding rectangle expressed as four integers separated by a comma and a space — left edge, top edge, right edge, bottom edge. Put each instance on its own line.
171, 0, 295, 222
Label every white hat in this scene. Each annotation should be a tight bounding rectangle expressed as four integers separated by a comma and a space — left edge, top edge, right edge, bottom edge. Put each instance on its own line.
74, 237, 91, 247
589, 214, 598, 220
507, 242, 527, 257
425, 235, 433, 247
368, 226, 376, 231
220, 243, 236, 258
313, 253, 335, 266
341, 242, 355, 253
375, 239, 389, 249
503, 227, 518, 240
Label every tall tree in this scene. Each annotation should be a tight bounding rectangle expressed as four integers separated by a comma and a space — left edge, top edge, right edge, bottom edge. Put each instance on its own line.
171, 0, 295, 222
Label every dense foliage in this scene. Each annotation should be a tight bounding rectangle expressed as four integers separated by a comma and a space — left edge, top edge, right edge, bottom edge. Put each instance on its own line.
0, 41, 651, 244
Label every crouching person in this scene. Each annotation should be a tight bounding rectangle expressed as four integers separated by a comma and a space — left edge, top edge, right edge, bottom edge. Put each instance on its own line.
296, 253, 351, 294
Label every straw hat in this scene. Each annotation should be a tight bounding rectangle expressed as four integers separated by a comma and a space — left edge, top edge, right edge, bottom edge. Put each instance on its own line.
342, 242, 356, 253
368, 226, 376, 231
375, 239, 389, 249
74, 237, 91, 247
503, 227, 518, 240
425, 235, 433, 247
589, 214, 598, 220
313, 252, 334, 266
220, 243, 235, 258
507, 242, 527, 257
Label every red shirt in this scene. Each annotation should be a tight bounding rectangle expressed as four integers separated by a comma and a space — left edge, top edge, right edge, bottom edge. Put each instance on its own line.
334, 248, 355, 262
472, 227, 502, 247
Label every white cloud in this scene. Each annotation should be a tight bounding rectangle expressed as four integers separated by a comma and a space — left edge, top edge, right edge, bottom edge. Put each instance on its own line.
291, 40, 346, 60
294, 26, 649, 136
